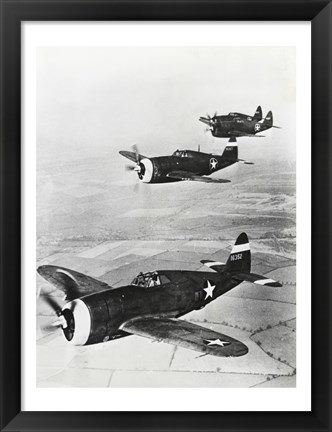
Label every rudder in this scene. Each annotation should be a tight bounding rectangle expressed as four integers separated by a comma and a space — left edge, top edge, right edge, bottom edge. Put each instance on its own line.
221, 145, 238, 161
263, 110, 273, 127
225, 232, 251, 273
253, 106, 262, 120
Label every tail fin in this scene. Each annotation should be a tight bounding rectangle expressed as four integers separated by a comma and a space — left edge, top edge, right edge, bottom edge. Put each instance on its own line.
263, 110, 273, 127
253, 106, 262, 121
221, 145, 238, 161
225, 232, 251, 273
201, 232, 282, 287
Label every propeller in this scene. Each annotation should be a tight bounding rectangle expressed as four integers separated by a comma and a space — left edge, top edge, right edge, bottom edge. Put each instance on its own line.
202, 112, 217, 133
132, 144, 141, 164
40, 295, 68, 331
42, 294, 62, 317
125, 145, 146, 184
206, 112, 217, 122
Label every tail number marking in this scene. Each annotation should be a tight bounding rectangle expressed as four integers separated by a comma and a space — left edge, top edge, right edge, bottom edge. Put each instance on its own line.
231, 253, 242, 261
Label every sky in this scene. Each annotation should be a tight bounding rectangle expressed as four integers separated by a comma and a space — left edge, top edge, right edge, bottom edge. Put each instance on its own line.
37, 46, 296, 165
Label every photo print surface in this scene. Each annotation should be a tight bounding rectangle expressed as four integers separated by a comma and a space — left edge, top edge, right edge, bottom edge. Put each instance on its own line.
36, 46, 296, 389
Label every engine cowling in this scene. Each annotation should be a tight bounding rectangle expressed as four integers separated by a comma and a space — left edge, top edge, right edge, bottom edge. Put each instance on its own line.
61, 291, 124, 346
61, 299, 91, 345
138, 158, 154, 183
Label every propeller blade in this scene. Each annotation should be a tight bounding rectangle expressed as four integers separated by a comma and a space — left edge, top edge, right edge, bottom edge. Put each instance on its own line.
131, 144, 141, 163
51, 315, 68, 328
125, 165, 136, 171
40, 323, 63, 333
41, 295, 62, 316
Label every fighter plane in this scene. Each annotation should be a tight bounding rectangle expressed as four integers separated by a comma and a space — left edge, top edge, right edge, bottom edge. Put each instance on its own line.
199, 106, 280, 141
119, 144, 252, 184
37, 233, 282, 357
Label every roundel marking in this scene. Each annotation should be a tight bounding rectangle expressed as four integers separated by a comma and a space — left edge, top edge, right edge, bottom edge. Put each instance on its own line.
209, 158, 218, 171
254, 123, 261, 132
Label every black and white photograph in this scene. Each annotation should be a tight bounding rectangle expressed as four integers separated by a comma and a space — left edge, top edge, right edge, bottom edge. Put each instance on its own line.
35, 44, 296, 389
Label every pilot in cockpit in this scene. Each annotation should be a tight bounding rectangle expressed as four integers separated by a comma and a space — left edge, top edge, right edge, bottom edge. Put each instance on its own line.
136, 272, 145, 287
148, 273, 159, 287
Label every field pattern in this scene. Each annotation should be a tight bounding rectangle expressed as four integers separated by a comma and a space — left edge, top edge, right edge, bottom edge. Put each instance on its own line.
37, 155, 296, 388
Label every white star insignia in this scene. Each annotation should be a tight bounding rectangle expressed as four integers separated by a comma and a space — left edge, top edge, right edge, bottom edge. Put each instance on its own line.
254, 123, 261, 131
205, 338, 230, 347
209, 158, 218, 170
203, 280, 216, 299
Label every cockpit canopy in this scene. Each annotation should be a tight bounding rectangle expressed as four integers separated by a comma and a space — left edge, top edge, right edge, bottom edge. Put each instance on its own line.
172, 150, 189, 158
131, 271, 171, 288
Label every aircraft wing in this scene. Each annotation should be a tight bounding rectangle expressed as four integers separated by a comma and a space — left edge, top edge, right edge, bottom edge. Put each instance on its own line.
120, 317, 248, 357
119, 150, 147, 163
37, 265, 110, 300
166, 171, 230, 184
229, 131, 265, 138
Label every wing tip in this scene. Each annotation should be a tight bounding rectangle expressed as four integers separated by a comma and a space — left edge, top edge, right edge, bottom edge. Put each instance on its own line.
255, 278, 283, 287
37, 264, 56, 277
213, 178, 231, 184
206, 342, 249, 357
268, 281, 283, 287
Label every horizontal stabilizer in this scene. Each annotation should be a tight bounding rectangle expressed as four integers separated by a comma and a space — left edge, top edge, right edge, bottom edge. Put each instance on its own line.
237, 159, 254, 165
166, 171, 230, 184
231, 272, 282, 287
200, 260, 226, 272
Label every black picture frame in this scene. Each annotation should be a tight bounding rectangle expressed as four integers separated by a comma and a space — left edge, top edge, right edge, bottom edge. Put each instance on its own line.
0, 1, 331, 431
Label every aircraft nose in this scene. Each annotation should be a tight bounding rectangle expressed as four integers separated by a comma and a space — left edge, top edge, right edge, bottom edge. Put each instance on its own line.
139, 158, 154, 183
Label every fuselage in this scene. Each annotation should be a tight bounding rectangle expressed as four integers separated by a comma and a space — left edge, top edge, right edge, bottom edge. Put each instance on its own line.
138, 150, 236, 183
62, 270, 240, 345
211, 113, 270, 137
199, 111, 273, 138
